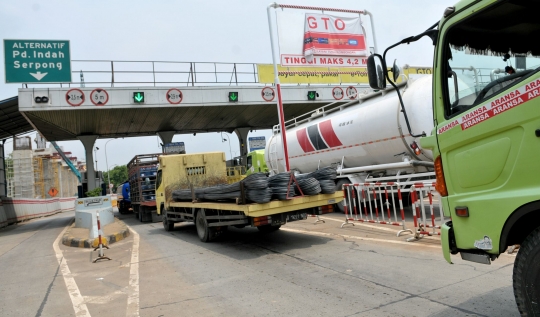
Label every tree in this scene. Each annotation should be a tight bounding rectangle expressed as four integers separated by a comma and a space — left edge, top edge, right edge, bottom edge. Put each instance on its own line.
103, 165, 128, 193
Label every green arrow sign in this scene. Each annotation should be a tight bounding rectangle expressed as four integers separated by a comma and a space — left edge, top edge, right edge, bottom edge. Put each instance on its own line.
3, 39, 71, 83
307, 91, 317, 101
133, 92, 145, 103
229, 92, 239, 102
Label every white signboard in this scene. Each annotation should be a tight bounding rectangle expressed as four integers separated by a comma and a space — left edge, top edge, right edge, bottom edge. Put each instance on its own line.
277, 11, 368, 67
248, 137, 266, 152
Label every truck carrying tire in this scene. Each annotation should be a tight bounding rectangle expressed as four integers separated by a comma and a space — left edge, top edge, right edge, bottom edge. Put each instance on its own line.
155, 151, 343, 242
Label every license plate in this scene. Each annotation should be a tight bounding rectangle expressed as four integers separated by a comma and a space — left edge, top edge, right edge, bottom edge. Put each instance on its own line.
287, 212, 307, 222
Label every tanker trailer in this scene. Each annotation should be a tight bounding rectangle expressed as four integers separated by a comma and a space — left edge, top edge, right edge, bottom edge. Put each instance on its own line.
265, 75, 435, 212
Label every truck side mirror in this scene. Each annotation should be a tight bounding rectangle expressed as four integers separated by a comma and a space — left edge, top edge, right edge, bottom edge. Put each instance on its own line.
392, 59, 401, 82
367, 54, 387, 89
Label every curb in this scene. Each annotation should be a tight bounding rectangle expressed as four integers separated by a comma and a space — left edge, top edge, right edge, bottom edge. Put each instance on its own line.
62, 217, 131, 248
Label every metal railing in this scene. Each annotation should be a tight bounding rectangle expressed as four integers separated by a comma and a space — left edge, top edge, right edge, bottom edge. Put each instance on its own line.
22, 60, 261, 88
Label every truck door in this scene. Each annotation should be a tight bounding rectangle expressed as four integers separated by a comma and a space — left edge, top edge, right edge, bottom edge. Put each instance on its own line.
435, 0, 540, 254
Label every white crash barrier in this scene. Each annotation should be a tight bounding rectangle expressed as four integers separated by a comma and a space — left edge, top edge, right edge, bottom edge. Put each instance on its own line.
0, 196, 76, 226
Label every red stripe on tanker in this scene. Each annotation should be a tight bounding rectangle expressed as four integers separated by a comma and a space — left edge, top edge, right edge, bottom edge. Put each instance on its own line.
265, 75, 434, 174
319, 119, 343, 147
296, 128, 316, 153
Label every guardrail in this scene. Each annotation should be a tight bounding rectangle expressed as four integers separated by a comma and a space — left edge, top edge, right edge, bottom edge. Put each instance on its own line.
21, 60, 261, 88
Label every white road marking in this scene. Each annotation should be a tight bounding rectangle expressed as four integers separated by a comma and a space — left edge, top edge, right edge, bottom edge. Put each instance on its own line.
282, 227, 441, 249
126, 226, 140, 317
53, 224, 91, 317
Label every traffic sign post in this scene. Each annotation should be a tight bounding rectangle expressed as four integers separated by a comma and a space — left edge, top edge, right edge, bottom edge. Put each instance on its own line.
166, 88, 183, 104
332, 87, 344, 100
3, 39, 71, 83
261, 87, 275, 102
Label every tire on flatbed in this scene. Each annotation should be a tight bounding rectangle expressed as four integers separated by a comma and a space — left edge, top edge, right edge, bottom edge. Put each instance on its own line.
513, 226, 540, 316
195, 209, 215, 242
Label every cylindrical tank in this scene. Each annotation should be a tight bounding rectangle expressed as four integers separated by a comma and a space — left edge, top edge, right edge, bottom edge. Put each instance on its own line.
265, 76, 434, 174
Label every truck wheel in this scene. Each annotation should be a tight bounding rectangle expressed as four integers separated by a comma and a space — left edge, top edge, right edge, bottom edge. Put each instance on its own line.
195, 210, 215, 242
513, 227, 540, 316
257, 224, 281, 233
163, 214, 174, 232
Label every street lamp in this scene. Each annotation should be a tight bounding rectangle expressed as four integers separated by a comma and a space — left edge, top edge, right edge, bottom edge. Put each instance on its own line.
104, 139, 117, 194
221, 132, 233, 160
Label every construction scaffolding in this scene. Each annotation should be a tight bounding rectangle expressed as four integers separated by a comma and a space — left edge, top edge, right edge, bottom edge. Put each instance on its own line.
6, 136, 81, 199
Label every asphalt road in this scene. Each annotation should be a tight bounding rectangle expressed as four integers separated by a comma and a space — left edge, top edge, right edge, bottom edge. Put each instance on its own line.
0, 211, 520, 317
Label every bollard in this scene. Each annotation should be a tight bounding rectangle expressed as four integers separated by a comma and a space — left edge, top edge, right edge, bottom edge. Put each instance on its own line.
93, 211, 111, 263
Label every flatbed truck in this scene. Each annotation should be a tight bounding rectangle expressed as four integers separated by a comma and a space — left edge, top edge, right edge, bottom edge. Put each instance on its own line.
155, 151, 343, 242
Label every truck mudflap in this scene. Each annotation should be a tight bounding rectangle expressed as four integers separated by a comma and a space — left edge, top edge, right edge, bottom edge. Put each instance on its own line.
441, 221, 455, 264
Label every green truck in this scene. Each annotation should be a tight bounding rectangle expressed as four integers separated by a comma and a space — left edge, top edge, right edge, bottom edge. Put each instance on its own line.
367, 0, 540, 314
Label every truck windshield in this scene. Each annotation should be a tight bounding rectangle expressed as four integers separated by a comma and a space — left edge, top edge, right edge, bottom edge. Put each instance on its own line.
443, 0, 540, 117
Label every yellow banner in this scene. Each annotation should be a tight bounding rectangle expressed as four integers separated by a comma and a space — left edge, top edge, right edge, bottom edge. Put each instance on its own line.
257, 64, 432, 84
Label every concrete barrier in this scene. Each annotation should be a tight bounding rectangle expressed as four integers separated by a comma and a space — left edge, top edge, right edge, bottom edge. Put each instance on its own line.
75, 196, 114, 239
0, 196, 76, 225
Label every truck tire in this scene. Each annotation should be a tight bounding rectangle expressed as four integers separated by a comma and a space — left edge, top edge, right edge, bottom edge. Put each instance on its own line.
257, 224, 281, 233
163, 212, 174, 232
195, 210, 215, 242
513, 227, 540, 316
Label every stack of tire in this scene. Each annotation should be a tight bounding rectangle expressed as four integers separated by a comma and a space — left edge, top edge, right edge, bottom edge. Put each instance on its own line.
295, 167, 337, 195
268, 173, 296, 200
172, 173, 272, 204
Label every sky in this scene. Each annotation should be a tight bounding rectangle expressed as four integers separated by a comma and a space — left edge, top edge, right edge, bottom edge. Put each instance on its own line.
0, 0, 450, 172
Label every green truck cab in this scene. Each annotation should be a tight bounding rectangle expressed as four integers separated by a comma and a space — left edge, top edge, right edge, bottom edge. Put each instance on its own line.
367, 0, 540, 314
246, 150, 268, 176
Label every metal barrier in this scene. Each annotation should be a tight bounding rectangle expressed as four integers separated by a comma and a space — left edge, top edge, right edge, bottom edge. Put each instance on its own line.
340, 181, 445, 240
341, 183, 413, 236
406, 182, 444, 242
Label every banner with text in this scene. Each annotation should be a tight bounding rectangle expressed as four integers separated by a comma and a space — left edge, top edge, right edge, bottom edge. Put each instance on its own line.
277, 11, 368, 67
257, 64, 432, 84
303, 14, 366, 60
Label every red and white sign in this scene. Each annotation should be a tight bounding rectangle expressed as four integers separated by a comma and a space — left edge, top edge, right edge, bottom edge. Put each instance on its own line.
261, 87, 275, 102
166, 88, 183, 104
303, 14, 367, 60
332, 87, 344, 100
90, 89, 109, 106
65, 89, 85, 107
280, 55, 367, 67
346, 86, 357, 100
276, 11, 370, 67
437, 78, 540, 134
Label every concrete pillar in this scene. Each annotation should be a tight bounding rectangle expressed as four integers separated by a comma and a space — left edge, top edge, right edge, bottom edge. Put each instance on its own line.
77, 135, 98, 190
234, 128, 250, 157
157, 131, 175, 146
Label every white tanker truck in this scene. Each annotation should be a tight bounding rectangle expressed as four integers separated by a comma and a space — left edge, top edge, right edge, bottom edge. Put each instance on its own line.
265, 75, 436, 211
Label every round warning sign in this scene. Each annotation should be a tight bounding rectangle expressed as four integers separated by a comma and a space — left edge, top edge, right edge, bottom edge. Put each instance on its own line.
261, 87, 275, 102
346, 86, 358, 100
90, 89, 109, 106
332, 87, 344, 100
65, 89, 85, 107
166, 88, 183, 104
